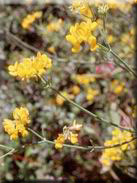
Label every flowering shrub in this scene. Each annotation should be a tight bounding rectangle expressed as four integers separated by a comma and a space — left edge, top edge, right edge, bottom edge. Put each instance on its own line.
0, 0, 136, 181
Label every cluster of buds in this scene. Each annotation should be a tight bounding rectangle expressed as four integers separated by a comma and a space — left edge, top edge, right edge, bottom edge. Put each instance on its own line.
55, 120, 82, 149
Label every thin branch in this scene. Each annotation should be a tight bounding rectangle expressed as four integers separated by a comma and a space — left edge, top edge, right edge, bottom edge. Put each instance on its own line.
0, 144, 13, 150
40, 77, 134, 133
0, 148, 15, 159
0, 130, 136, 160
29, 127, 137, 151
5, 30, 40, 53
110, 49, 137, 78
28, 128, 45, 141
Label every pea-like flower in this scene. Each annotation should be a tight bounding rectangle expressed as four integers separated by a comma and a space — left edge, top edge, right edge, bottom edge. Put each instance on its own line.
8, 52, 52, 80
55, 121, 82, 149
100, 128, 136, 168
66, 20, 98, 53
21, 11, 42, 29
55, 134, 65, 149
3, 107, 30, 140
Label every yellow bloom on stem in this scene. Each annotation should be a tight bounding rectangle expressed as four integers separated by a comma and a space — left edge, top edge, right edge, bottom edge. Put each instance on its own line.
13, 107, 30, 125
55, 121, 81, 149
69, 132, 78, 144
8, 52, 52, 80
3, 119, 18, 140
3, 107, 30, 140
66, 20, 98, 53
21, 11, 42, 29
55, 134, 65, 149
88, 35, 98, 51
100, 128, 136, 168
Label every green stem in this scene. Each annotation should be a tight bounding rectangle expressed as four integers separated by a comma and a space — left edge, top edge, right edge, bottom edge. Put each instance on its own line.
98, 44, 137, 78
110, 49, 137, 77
0, 148, 15, 159
28, 128, 90, 150
29, 128, 137, 151
28, 128, 45, 141
40, 77, 134, 133
0, 144, 13, 150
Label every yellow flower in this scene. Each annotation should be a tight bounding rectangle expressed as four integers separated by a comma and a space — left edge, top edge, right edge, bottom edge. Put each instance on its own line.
8, 52, 52, 80
55, 134, 65, 149
3, 107, 30, 140
55, 121, 81, 149
74, 74, 96, 85
71, 0, 92, 18
13, 107, 30, 125
100, 128, 136, 168
70, 85, 80, 95
86, 88, 98, 102
66, 20, 98, 53
111, 80, 125, 94
47, 19, 63, 32
69, 132, 78, 144
21, 11, 42, 29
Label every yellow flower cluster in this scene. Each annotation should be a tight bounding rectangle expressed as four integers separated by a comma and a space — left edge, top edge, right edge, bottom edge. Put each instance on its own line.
100, 128, 136, 167
21, 11, 42, 29
66, 20, 98, 53
111, 80, 125, 94
74, 74, 96, 85
8, 52, 52, 80
86, 88, 98, 102
3, 107, 30, 140
47, 19, 63, 32
71, 0, 92, 18
55, 121, 82, 149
